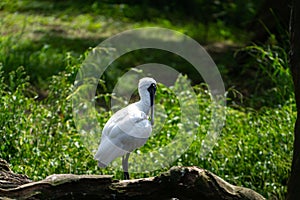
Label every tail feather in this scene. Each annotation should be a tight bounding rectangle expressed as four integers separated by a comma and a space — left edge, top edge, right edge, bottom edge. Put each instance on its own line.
94, 136, 127, 167
97, 161, 107, 168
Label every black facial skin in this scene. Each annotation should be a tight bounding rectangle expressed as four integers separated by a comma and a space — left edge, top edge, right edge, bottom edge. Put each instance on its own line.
147, 83, 156, 106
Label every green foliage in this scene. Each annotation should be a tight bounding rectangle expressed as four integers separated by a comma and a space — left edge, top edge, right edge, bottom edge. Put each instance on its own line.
0, 0, 251, 88
201, 105, 294, 199
235, 45, 293, 107
0, 65, 96, 180
0, 61, 294, 199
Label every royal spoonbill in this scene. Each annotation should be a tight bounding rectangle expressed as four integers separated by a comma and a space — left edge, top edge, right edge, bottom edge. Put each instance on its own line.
94, 77, 156, 179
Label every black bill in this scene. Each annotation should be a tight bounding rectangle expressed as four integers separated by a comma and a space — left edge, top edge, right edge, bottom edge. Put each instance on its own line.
147, 83, 156, 125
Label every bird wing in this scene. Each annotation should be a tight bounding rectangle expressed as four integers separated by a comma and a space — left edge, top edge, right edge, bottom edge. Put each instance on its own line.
94, 104, 152, 167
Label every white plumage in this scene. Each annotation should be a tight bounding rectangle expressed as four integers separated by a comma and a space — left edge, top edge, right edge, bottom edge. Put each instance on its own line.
94, 77, 156, 179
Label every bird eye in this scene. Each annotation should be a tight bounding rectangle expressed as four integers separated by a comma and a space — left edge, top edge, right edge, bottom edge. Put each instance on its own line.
147, 83, 156, 93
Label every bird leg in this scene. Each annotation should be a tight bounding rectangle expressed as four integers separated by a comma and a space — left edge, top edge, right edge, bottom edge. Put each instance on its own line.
122, 153, 130, 180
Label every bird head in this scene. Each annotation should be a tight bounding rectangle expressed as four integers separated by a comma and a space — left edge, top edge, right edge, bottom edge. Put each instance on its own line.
138, 77, 156, 125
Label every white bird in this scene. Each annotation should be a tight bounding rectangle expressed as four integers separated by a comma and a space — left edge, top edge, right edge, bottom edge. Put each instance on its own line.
94, 77, 156, 179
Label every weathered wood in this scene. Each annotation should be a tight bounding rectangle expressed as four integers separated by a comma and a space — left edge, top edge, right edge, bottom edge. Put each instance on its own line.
0, 159, 265, 200
0, 159, 31, 190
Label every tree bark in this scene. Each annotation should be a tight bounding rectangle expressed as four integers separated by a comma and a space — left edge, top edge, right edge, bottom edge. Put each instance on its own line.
287, 0, 300, 199
0, 159, 265, 200
0, 159, 32, 189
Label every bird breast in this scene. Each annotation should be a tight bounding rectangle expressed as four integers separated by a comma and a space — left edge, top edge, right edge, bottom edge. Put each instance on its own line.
100, 104, 152, 152
116, 106, 152, 139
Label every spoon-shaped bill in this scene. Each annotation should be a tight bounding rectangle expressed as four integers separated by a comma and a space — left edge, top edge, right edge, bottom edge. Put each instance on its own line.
147, 83, 156, 125
150, 104, 154, 125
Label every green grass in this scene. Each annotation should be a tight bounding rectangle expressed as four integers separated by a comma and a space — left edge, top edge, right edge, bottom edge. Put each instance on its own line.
0, 0, 249, 87
0, 1, 295, 199
0, 60, 294, 199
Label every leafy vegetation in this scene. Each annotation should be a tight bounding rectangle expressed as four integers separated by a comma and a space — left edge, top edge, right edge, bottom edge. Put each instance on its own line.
0, 0, 294, 199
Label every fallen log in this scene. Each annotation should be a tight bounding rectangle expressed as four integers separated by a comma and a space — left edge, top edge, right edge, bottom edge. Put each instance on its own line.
0, 159, 31, 190
0, 159, 265, 200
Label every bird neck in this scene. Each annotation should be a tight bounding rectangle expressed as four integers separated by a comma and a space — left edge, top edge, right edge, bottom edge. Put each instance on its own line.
136, 100, 150, 115
138, 89, 151, 112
